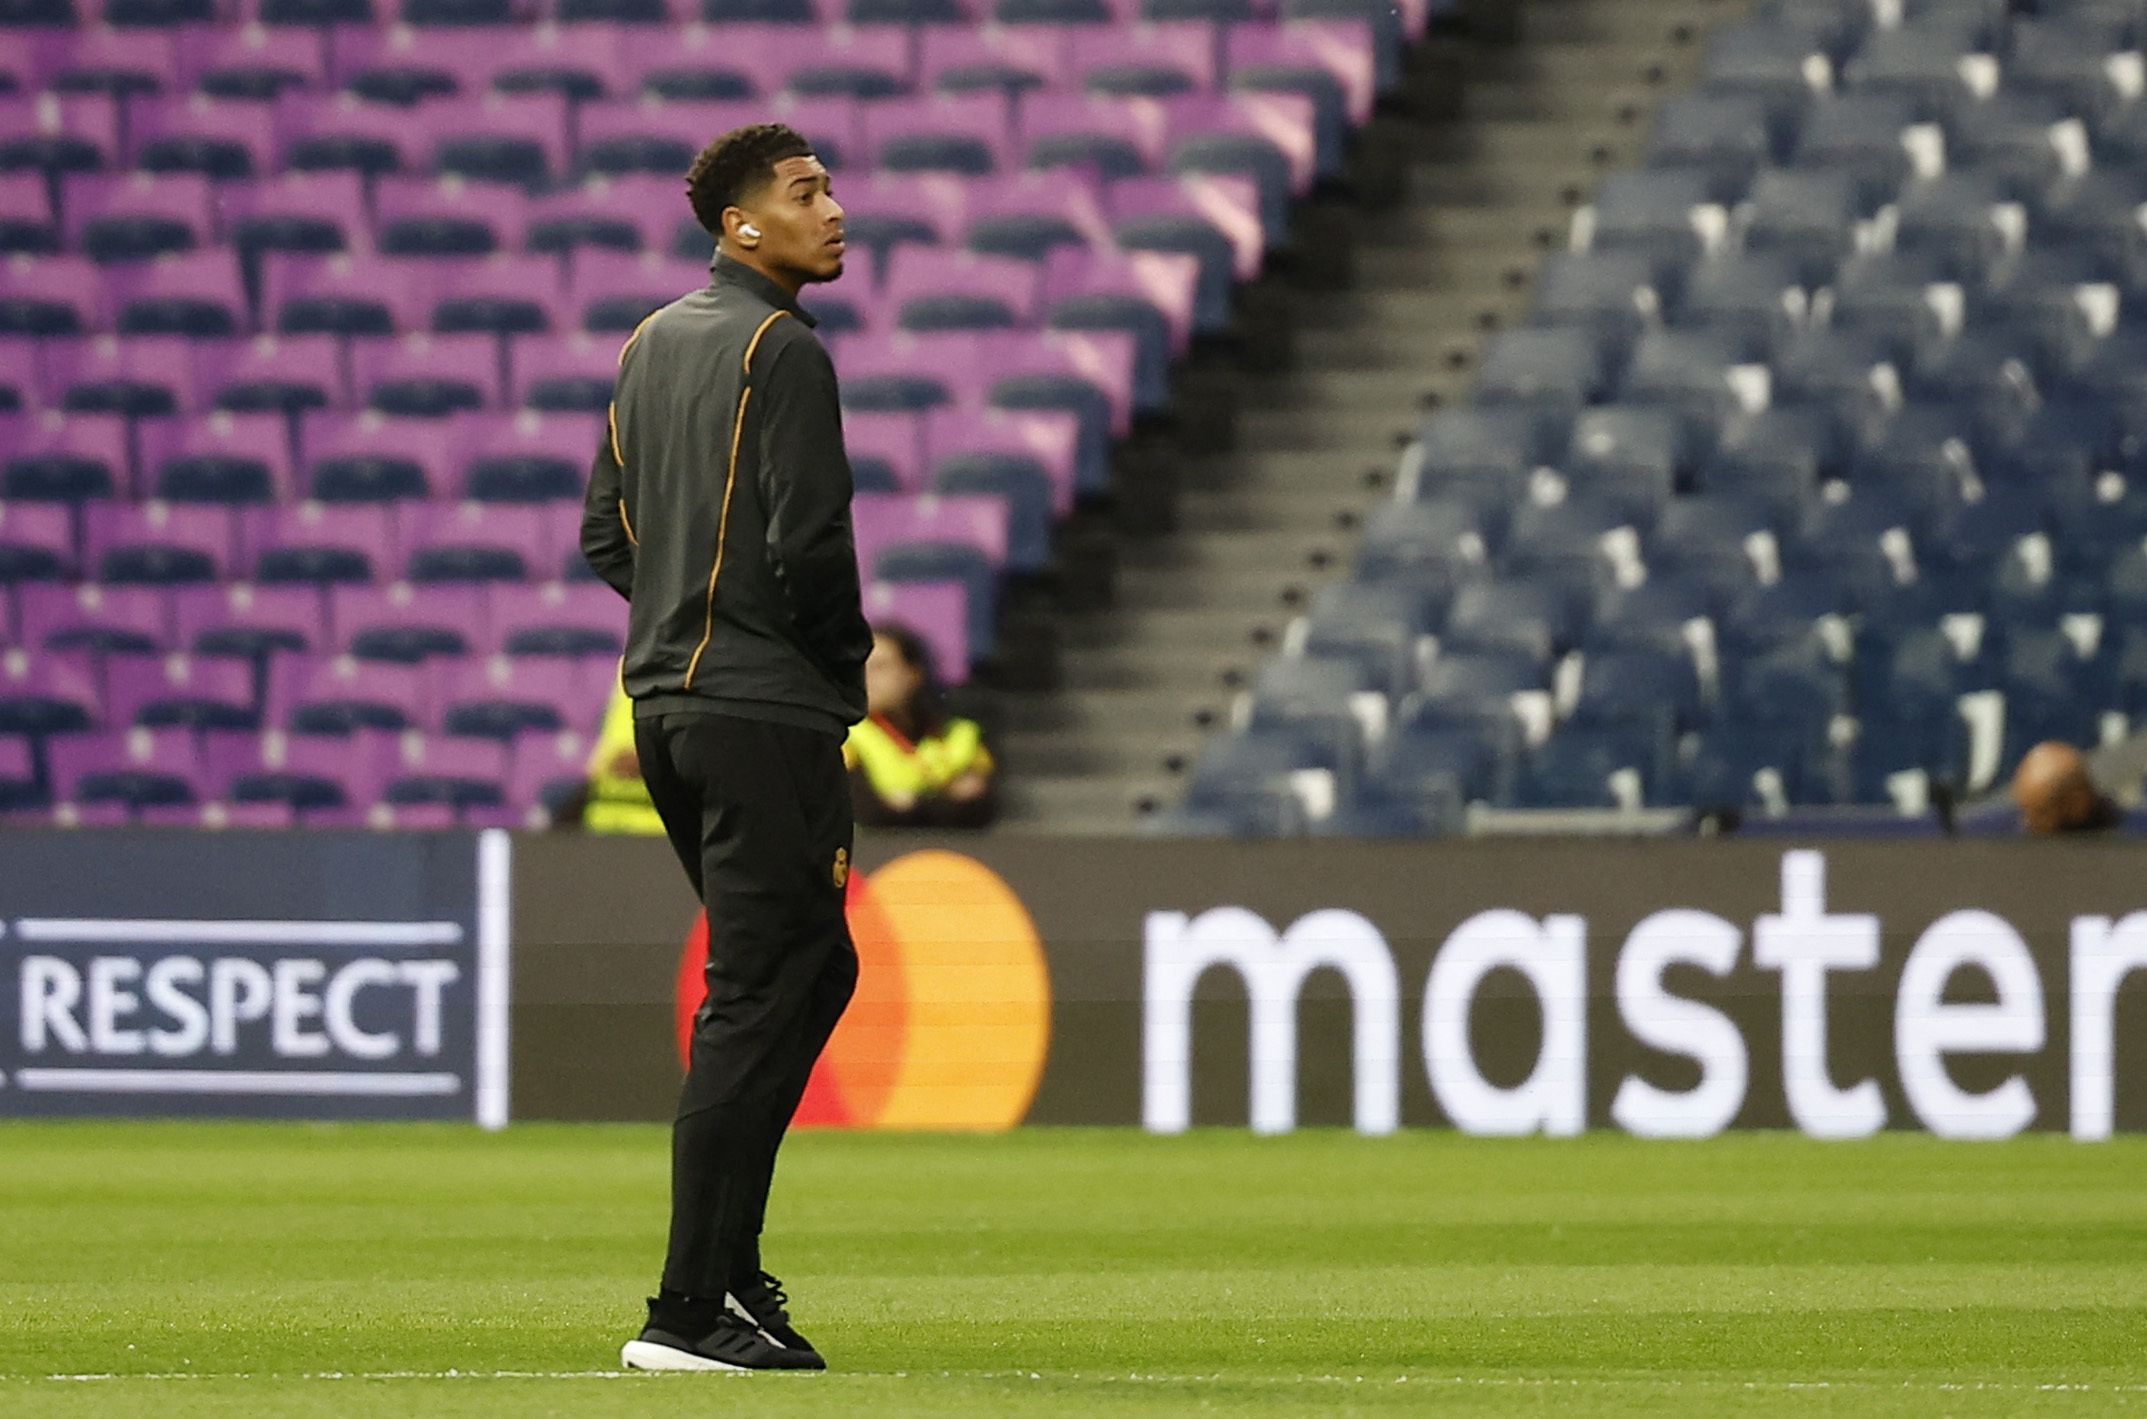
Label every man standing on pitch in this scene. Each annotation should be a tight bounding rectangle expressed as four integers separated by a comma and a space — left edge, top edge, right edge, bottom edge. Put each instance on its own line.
581, 123, 869, 1374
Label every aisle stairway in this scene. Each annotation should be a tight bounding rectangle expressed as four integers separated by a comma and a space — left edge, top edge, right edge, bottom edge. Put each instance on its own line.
994, 0, 1740, 832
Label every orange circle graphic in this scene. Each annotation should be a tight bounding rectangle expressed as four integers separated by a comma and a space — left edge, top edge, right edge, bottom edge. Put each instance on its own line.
676, 851, 1051, 1130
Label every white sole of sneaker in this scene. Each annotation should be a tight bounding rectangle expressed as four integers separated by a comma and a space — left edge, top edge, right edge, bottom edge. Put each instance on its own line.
619, 1340, 747, 1373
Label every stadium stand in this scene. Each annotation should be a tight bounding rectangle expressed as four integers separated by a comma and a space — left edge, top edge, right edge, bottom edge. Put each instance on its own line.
0, 0, 1420, 826
1165, 0, 2147, 835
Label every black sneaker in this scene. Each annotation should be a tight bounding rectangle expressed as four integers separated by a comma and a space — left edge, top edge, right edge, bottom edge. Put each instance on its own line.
727, 1271, 822, 1361
620, 1306, 825, 1372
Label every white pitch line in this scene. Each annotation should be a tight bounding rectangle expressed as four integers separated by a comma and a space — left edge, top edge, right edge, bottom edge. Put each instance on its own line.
22, 1371, 2147, 1393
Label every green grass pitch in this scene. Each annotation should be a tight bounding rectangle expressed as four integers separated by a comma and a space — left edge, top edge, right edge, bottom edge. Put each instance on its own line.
3, 1124, 2144, 1416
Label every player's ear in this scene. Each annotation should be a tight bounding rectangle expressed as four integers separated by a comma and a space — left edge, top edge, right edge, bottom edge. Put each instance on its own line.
725, 208, 761, 249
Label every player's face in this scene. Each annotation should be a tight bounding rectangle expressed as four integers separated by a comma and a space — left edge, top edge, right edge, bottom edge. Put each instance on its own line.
740, 155, 845, 286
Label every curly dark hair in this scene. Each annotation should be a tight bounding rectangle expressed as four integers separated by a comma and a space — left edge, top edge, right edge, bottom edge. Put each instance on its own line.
874, 622, 950, 738
685, 123, 816, 239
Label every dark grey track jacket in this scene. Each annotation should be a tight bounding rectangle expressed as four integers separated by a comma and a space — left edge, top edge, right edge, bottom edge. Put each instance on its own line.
581, 255, 872, 735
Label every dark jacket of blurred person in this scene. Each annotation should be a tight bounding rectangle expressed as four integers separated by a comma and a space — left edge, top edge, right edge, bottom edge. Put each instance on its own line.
845, 624, 997, 829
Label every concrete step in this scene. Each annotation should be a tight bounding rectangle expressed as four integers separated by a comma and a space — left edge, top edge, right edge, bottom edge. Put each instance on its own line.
1057, 639, 1261, 695
998, 728, 1205, 781
994, 773, 1167, 832
999, 686, 1226, 737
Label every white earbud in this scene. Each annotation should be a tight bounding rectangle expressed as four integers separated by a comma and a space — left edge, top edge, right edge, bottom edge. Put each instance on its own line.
739, 222, 761, 239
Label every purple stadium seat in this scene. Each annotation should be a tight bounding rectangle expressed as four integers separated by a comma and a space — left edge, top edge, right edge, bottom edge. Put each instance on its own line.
104, 652, 257, 729
16, 582, 172, 655
40, 334, 203, 415
959, 170, 1115, 260
172, 582, 329, 658
381, 730, 512, 813
0, 255, 103, 335
487, 579, 625, 657
506, 724, 592, 814
843, 408, 927, 491
487, 22, 630, 101
330, 24, 509, 99
524, 175, 680, 255
0, 648, 102, 734
399, 500, 549, 581
776, 23, 914, 100
989, 326, 1139, 436
101, 248, 250, 337
924, 404, 1080, 515
263, 251, 435, 336
830, 169, 967, 276
0, 733, 38, 812
372, 175, 532, 257
882, 245, 1041, 331
0, 95, 122, 175
219, 171, 367, 257
1046, 242, 1200, 351
575, 95, 853, 177
126, 97, 278, 181
833, 328, 997, 411
851, 491, 1010, 572
1226, 18, 1377, 127
423, 253, 567, 335
48, 728, 203, 812
350, 333, 506, 416
918, 26, 1066, 98
0, 338, 44, 410
436, 651, 615, 738
422, 93, 572, 187
39, 28, 181, 100
507, 328, 619, 412
1108, 170, 1266, 288
3, 410, 131, 500
451, 409, 603, 501
331, 580, 488, 660
197, 332, 347, 413
85, 501, 235, 583
612, 25, 761, 102
138, 409, 295, 502
859, 93, 1012, 176
268, 652, 433, 733
1019, 92, 1171, 179
172, 24, 333, 101
1066, 21, 1218, 95
299, 410, 455, 500
566, 247, 711, 332
0, 173, 58, 255
1167, 86, 1319, 195
204, 727, 381, 816
0, 498, 77, 584
276, 94, 436, 177
241, 500, 398, 581
863, 577, 969, 680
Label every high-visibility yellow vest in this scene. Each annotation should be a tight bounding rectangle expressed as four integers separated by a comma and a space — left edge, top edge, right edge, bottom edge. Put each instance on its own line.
584, 684, 666, 836
842, 713, 993, 801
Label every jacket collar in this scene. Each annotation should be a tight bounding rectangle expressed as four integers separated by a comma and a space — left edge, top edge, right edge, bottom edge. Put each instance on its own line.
711, 252, 819, 329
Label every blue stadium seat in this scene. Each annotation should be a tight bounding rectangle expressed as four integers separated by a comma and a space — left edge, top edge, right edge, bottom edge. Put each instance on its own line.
1442, 582, 1570, 660
1296, 599, 1419, 696
1362, 721, 1512, 812
1724, 635, 1847, 735
1646, 94, 1779, 199
1409, 406, 1567, 505
1674, 250, 1806, 351
1354, 500, 1481, 580
1563, 406, 1693, 505
1892, 172, 2016, 279
1573, 644, 1703, 732
1824, 249, 1957, 359
1700, 21, 1833, 113
1530, 251, 1663, 346
1841, 24, 1980, 115
1718, 570, 1846, 653
1647, 493, 1772, 601
1770, 326, 1898, 431
1791, 94, 1919, 205
1405, 647, 1545, 725
1515, 723, 1668, 808
1675, 721, 1805, 808
1619, 328, 1762, 428
1744, 169, 1869, 280
1701, 406, 1836, 515
1472, 327, 1609, 413
1589, 575, 1715, 655
1947, 93, 2073, 197
1587, 169, 1719, 263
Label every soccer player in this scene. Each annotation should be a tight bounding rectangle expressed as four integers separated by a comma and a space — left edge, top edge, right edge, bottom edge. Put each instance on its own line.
580, 123, 870, 1374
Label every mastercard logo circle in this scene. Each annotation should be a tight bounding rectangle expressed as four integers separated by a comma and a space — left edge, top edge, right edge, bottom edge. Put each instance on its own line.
676, 850, 1051, 1130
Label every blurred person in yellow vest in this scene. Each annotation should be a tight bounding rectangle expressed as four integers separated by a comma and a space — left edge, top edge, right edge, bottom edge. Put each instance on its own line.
846, 623, 998, 828
583, 678, 665, 835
